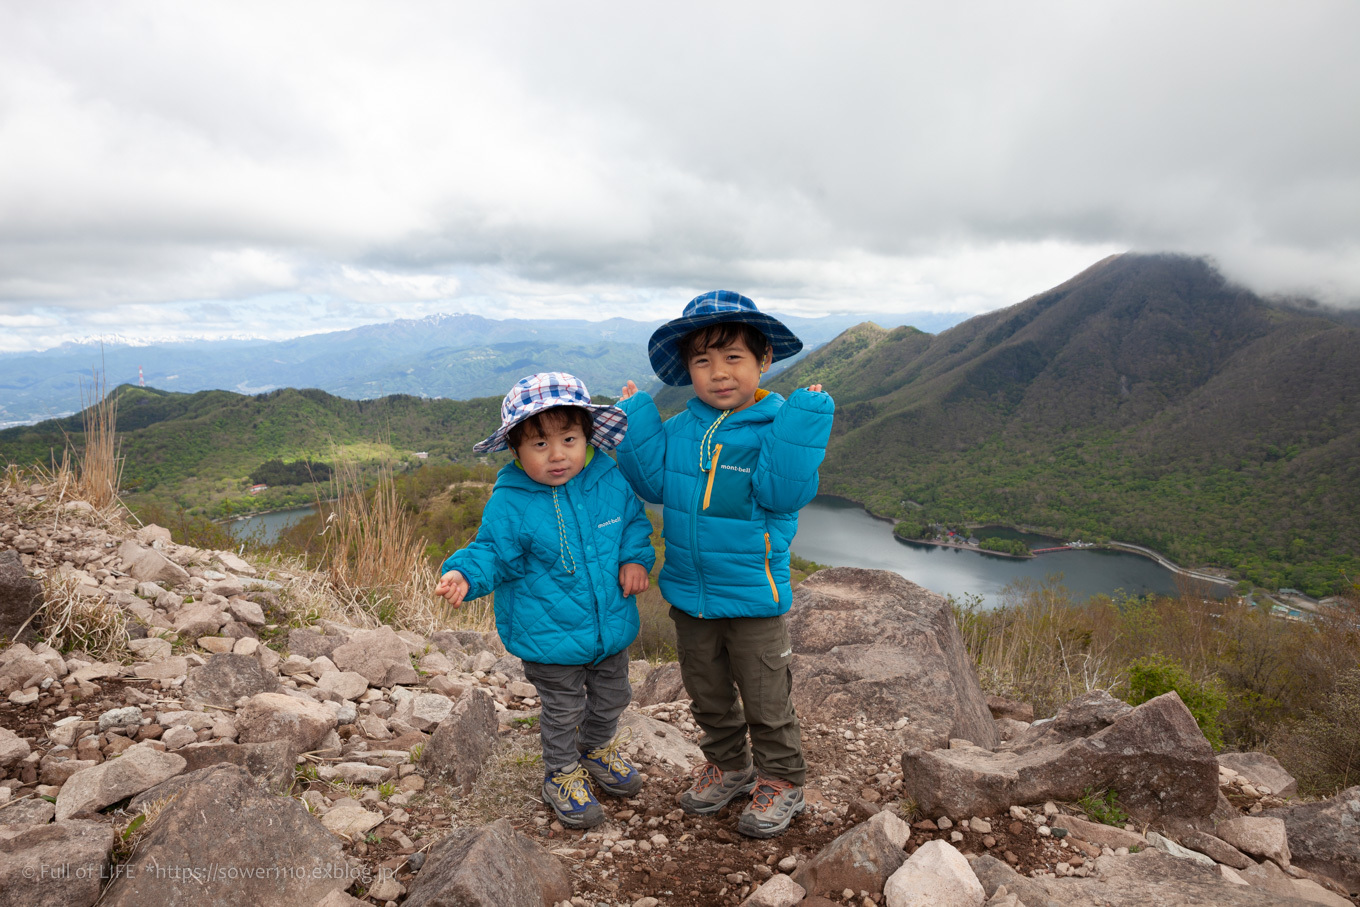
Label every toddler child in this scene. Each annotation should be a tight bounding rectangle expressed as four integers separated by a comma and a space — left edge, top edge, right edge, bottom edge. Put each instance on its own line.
436, 372, 656, 829
615, 290, 833, 838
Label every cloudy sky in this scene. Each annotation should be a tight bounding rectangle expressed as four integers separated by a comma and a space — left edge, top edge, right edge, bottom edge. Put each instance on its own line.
1, 1, 1357, 353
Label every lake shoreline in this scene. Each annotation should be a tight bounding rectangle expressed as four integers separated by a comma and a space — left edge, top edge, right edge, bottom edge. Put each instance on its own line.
825, 493, 1236, 589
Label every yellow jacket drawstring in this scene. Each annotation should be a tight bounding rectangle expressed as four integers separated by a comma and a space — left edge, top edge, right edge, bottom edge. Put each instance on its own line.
699, 409, 731, 472
551, 486, 577, 575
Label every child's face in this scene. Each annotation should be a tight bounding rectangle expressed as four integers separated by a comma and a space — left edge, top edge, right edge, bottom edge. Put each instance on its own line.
686, 334, 770, 413
512, 420, 589, 486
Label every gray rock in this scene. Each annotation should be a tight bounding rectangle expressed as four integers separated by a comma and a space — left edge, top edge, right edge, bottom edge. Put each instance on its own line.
172, 603, 226, 640
287, 628, 343, 659
1179, 829, 1253, 870
791, 809, 910, 899
0, 819, 115, 907
0, 549, 43, 643
235, 692, 337, 753
1050, 814, 1146, 851
884, 839, 985, 907
101, 764, 354, 907
117, 540, 190, 587
634, 661, 687, 706
1264, 787, 1360, 891
330, 626, 409, 686
0, 651, 58, 695
403, 817, 571, 907
617, 710, 705, 773
422, 688, 497, 792
393, 692, 455, 731
0, 797, 56, 825
183, 653, 280, 708
1027, 849, 1317, 905
151, 739, 297, 797
901, 692, 1218, 823
55, 742, 186, 820
1147, 831, 1216, 867
966, 855, 1055, 907
985, 695, 1034, 723
225, 598, 266, 627
97, 705, 144, 732
787, 567, 999, 750
1214, 816, 1290, 867
742, 873, 806, 907
1217, 751, 1298, 798
1005, 690, 1131, 754
0, 727, 31, 770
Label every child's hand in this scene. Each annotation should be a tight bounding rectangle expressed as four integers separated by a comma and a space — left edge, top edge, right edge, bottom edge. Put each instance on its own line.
434, 570, 470, 608
618, 562, 649, 597
619, 380, 638, 400
807, 384, 824, 393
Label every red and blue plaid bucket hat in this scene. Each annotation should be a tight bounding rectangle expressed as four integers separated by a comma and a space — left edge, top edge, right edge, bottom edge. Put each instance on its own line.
648, 291, 803, 386
474, 372, 628, 453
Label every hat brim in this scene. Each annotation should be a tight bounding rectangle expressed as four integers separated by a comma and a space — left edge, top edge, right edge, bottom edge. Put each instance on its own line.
647, 311, 803, 386
474, 399, 628, 453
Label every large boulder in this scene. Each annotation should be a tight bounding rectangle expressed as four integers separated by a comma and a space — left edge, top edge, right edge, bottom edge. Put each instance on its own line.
235, 692, 337, 752
1004, 690, 1131, 753
422, 689, 497, 792
787, 568, 998, 750
403, 817, 571, 907
101, 764, 355, 907
791, 810, 910, 899
1217, 751, 1298, 798
901, 692, 1218, 823
0, 549, 43, 643
330, 626, 410, 686
1264, 785, 1360, 892
0, 819, 115, 907
977, 849, 1317, 906
55, 742, 186, 820
157, 739, 297, 796
183, 653, 280, 708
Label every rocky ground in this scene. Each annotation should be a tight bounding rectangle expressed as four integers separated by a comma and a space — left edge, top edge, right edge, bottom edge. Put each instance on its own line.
1, 480, 1358, 907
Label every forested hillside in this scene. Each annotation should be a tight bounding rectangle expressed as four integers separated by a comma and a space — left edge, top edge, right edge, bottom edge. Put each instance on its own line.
768, 254, 1360, 595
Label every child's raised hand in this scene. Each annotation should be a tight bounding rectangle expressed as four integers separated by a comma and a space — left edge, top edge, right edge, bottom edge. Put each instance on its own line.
807, 384, 824, 393
618, 562, 649, 597
434, 570, 470, 608
619, 380, 638, 400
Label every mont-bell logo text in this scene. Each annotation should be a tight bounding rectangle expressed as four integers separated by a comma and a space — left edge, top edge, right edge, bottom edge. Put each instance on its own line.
596, 516, 621, 529
719, 464, 751, 473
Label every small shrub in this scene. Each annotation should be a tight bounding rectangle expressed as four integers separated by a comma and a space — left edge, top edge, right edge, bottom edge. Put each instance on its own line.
1077, 788, 1129, 827
1271, 666, 1360, 796
408, 743, 425, 764
1126, 655, 1227, 749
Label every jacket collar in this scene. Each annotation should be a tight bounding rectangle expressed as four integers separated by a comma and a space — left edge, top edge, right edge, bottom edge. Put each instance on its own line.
685, 388, 783, 426
495, 446, 613, 493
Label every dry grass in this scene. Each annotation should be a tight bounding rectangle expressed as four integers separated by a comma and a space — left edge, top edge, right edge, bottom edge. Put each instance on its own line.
438, 734, 544, 828
75, 368, 124, 510
37, 572, 130, 660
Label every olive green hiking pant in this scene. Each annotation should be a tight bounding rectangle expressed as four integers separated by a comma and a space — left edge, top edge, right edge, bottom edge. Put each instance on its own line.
670, 606, 806, 786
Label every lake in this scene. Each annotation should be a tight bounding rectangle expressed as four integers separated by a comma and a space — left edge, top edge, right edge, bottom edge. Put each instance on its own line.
229, 496, 1226, 606
790, 496, 1229, 606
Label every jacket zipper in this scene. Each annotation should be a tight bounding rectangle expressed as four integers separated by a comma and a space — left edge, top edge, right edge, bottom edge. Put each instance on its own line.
702, 443, 723, 510
691, 469, 706, 617
764, 532, 779, 603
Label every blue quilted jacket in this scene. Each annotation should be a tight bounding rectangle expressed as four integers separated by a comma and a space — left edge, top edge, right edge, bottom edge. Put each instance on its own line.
615, 388, 834, 619
439, 450, 655, 665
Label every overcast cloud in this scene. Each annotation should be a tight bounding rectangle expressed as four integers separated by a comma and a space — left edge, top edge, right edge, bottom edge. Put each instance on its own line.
1, 1, 1357, 352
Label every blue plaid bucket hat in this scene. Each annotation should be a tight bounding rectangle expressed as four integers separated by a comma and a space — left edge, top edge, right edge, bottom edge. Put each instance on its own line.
474, 372, 628, 453
648, 290, 803, 386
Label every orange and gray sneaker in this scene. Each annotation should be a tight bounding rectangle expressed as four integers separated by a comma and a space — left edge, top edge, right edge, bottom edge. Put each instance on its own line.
543, 763, 605, 828
678, 761, 758, 815
737, 775, 805, 838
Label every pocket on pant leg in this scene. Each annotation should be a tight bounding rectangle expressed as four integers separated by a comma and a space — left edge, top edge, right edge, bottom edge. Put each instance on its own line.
750, 623, 795, 725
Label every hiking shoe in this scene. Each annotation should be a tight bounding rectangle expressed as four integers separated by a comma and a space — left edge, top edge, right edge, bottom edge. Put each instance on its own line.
678, 761, 758, 816
736, 775, 804, 838
543, 763, 605, 828
580, 730, 643, 797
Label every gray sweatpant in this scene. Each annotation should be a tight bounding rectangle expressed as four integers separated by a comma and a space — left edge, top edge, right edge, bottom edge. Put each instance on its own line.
521, 650, 632, 774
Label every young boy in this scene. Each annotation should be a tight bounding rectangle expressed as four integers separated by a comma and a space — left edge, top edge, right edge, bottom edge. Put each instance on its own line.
615, 290, 833, 838
435, 372, 656, 829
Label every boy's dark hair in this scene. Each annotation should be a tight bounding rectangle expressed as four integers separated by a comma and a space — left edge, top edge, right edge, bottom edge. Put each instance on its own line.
679, 321, 773, 363
507, 405, 593, 451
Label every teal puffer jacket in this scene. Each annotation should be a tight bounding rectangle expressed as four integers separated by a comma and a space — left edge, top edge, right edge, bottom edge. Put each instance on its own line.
615, 388, 834, 619
440, 450, 655, 666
